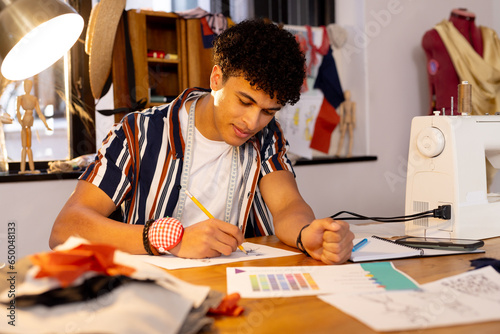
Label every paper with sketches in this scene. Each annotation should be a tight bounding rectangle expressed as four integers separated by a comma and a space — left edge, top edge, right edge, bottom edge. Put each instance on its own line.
277, 25, 337, 159
135, 242, 299, 270
227, 262, 419, 298
277, 93, 323, 159
319, 266, 500, 331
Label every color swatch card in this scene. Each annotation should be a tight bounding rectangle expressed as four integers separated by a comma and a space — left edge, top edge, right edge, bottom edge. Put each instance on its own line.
226, 262, 420, 298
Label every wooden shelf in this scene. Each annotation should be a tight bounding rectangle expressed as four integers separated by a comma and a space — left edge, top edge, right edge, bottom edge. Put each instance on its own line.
147, 57, 180, 64
0, 162, 83, 183
134, 9, 178, 19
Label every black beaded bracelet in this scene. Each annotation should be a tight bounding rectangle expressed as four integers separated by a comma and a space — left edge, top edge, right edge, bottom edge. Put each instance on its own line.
143, 219, 155, 255
296, 224, 311, 257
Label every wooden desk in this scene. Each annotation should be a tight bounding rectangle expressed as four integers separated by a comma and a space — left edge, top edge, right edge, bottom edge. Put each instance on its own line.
169, 236, 500, 334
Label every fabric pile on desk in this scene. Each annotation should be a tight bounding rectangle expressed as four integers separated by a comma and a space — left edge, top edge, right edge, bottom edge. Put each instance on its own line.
0, 237, 222, 334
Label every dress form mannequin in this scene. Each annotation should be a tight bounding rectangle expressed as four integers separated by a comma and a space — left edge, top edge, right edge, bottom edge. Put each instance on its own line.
422, 8, 483, 114
16, 79, 52, 174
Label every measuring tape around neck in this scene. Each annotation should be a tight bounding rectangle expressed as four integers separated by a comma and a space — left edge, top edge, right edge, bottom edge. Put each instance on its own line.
174, 95, 239, 224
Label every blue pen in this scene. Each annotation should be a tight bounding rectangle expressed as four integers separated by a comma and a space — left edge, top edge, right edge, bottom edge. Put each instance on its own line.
352, 238, 368, 252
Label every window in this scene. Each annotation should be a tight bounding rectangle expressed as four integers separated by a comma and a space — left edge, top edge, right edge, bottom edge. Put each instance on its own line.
225, 0, 335, 25
1, 60, 69, 163
253, 0, 335, 25
0, 0, 95, 173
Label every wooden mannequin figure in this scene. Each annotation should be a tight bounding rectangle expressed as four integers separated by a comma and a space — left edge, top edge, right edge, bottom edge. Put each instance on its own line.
422, 8, 483, 114
335, 90, 356, 158
16, 79, 52, 174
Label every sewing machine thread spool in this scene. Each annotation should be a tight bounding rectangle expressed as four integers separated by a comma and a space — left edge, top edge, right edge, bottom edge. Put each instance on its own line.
458, 81, 472, 115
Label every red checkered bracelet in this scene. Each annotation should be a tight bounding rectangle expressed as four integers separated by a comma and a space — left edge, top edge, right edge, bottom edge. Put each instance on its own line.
147, 217, 184, 254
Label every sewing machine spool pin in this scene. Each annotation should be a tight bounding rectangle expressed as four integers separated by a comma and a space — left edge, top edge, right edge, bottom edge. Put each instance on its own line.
458, 81, 472, 115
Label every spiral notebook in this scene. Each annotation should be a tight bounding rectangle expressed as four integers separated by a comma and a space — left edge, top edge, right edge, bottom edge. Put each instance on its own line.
350, 235, 484, 262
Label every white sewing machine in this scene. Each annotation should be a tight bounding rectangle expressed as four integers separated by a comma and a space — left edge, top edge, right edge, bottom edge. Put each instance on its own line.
404, 114, 500, 239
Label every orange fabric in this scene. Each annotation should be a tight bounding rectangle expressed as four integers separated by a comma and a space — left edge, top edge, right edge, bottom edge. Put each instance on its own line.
208, 293, 244, 317
29, 244, 135, 288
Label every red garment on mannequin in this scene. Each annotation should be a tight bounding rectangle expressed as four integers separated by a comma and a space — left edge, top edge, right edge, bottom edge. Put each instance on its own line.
422, 8, 483, 115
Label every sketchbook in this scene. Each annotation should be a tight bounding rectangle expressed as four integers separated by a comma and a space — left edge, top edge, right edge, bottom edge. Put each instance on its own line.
349, 235, 484, 262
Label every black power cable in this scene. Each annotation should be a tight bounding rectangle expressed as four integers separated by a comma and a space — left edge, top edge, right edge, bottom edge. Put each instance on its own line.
330, 205, 452, 223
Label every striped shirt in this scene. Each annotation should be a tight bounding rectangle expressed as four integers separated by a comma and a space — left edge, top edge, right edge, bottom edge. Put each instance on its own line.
80, 88, 295, 236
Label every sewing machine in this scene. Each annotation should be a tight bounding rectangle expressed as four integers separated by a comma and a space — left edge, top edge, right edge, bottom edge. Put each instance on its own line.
404, 114, 500, 239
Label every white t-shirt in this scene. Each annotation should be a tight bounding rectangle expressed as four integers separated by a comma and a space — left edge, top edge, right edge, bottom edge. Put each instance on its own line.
175, 99, 242, 227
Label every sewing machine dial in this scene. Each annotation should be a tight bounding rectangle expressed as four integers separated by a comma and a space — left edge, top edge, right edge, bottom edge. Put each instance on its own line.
416, 127, 445, 158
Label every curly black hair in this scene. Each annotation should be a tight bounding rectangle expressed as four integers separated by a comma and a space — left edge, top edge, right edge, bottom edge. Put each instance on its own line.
213, 19, 306, 106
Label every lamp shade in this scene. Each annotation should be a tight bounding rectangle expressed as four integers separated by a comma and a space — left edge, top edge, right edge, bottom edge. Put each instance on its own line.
0, 0, 84, 80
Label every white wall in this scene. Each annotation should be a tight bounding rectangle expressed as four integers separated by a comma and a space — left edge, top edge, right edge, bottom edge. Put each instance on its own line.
295, 0, 497, 219
0, 179, 77, 263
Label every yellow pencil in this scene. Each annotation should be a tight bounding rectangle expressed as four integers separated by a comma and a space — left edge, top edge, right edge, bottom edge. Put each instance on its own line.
185, 190, 247, 254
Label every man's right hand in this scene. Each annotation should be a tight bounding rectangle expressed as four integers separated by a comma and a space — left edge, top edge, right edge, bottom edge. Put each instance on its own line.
168, 219, 245, 258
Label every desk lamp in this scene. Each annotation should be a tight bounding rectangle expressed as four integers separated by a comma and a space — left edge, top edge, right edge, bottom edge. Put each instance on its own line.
0, 0, 84, 80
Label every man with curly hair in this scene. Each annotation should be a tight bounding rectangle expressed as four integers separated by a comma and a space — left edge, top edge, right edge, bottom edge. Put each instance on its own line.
50, 19, 354, 265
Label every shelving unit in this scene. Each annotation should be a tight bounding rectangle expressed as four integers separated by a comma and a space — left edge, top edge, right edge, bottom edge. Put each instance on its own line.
111, 10, 214, 121
126, 10, 187, 107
